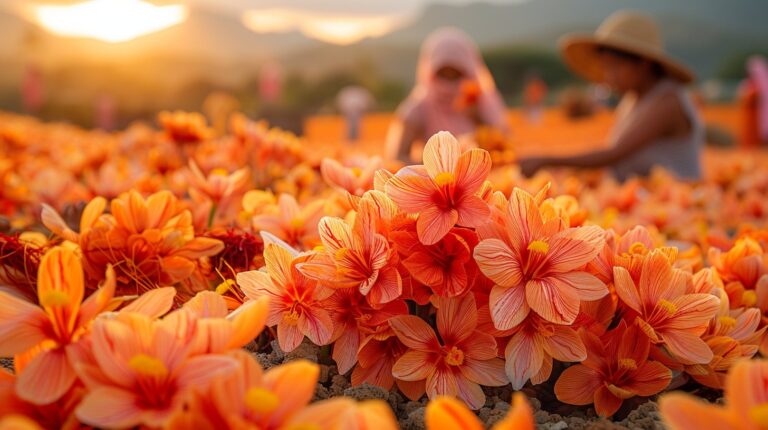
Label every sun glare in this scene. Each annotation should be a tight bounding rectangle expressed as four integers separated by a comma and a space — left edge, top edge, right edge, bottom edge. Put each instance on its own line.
34, 0, 188, 43
242, 9, 405, 45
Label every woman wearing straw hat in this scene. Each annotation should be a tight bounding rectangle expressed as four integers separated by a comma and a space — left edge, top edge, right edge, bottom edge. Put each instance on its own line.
520, 11, 703, 181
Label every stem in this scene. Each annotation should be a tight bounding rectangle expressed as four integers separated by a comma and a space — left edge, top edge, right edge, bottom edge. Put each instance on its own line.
207, 203, 218, 229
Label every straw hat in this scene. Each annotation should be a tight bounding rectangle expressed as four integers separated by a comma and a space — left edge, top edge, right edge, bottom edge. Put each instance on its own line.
559, 11, 694, 84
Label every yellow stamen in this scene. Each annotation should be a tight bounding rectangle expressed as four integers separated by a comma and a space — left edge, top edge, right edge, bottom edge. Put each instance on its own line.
444, 346, 465, 366
128, 354, 168, 378
749, 404, 768, 428
743, 290, 758, 307
40, 290, 71, 308
718, 316, 737, 332
350, 167, 362, 177
618, 358, 638, 371
658, 299, 678, 316
629, 242, 648, 255
434, 172, 456, 187
210, 168, 229, 177
215, 279, 236, 295
527, 240, 550, 255
244, 387, 279, 415
313, 245, 326, 253
334, 247, 349, 261
282, 310, 300, 325
289, 218, 304, 230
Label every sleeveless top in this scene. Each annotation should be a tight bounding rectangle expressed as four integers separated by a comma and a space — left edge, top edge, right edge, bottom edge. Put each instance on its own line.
610, 79, 703, 181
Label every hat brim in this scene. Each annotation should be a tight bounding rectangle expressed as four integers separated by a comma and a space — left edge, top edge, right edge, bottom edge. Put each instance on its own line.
558, 34, 695, 84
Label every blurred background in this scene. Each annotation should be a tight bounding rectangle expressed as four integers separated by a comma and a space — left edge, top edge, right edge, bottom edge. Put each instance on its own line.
0, 0, 765, 134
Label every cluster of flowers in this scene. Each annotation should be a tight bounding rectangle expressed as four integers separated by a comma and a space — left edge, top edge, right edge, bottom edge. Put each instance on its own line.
1, 110, 768, 428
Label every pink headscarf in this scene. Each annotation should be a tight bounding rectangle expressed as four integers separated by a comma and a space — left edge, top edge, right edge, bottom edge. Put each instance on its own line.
748, 56, 768, 140
398, 27, 508, 139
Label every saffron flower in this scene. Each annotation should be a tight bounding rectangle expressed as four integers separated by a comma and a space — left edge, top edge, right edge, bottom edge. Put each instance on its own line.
236, 242, 334, 352
0, 246, 115, 404
555, 322, 672, 417
614, 250, 720, 364
389, 294, 506, 409
298, 195, 403, 305
321, 156, 381, 196
386, 131, 491, 245
73, 312, 238, 429
474, 187, 607, 328
250, 193, 325, 250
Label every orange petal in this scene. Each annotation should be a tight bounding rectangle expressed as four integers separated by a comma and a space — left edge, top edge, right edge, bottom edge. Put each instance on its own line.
551, 271, 607, 302
78, 265, 116, 325
226, 296, 269, 349
75, 386, 145, 429
543, 325, 587, 362
385, 167, 437, 213
263, 359, 319, 426
621, 361, 671, 397
454, 148, 491, 194
389, 315, 438, 349
489, 284, 529, 330
263, 243, 296, 290
423, 131, 460, 179
37, 247, 84, 337
594, 385, 623, 417
659, 392, 739, 430
665, 294, 720, 330
392, 350, 435, 381
460, 357, 507, 387
613, 266, 642, 314
494, 392, 536, 430
0, 292, 48, 357
425, 395, 483, 430
547, 225, 605, 273
417, 206, 458, 246
474, 239, 523, 288
121, 287, 176, 318
15, 348, 76, 405
525, 278, 580, 325
40, 204, 78, 242
79, 196, 107, 234
171, 237, 224, 259
554, 364, 602, 405
437, 294, 477, 344
662, 330, 713, 364
504, 330, 544, 390
456, 194, 491, 228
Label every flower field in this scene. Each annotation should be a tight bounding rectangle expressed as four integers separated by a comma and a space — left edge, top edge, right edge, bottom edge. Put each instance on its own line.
1, 108, 767, 429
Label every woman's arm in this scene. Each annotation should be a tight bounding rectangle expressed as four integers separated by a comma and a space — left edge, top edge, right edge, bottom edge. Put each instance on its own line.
385, 117, 421, 163
520, 92, 687, 176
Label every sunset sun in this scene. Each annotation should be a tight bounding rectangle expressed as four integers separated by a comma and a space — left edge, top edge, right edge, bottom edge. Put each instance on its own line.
34, 0, 188, 43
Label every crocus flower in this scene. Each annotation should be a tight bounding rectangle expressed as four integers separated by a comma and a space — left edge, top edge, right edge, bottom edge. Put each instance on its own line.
298, 196, 402, 305
660, 359, 768, 430
614, 249, 720, 364
389, 294, 506, 409
236, 242, 334, 352
321, 156, 381, 196
73, 312, 238, 429
555, 322, 672, 417
386, 131, 491, 245
474, 187, 607, 328
0, 247, 114, 404
250, 193, 324, 250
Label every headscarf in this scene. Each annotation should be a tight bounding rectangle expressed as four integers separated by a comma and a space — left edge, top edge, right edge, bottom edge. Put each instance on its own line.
747, 55, 768, 140
397, 27, 508, 139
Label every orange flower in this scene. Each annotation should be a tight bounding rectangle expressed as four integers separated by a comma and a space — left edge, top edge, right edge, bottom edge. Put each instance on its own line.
614, 250, 720, 364
555, 322, 672, 417
386, 131, 491, 245
0, 247, 115, 405
709, 237, 766, 290
321, 156, 381, 196
236, 242, 334, 352
474, 187, 607, 328
322, 288, 407, 374
502, 313, 586, 390
660, 359, 768, 430
42, 190, 224, 294
425, 393, 535, 430
351, 331, 426, 402
298, 196, 402, 305
187, 160, 250, 206
73, 312, 238, 429
287, 397, 399, 430
250, 193, 324, 250
389, 294, 506, 409
392, 221, 480, 298
158, 110, 212, 144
